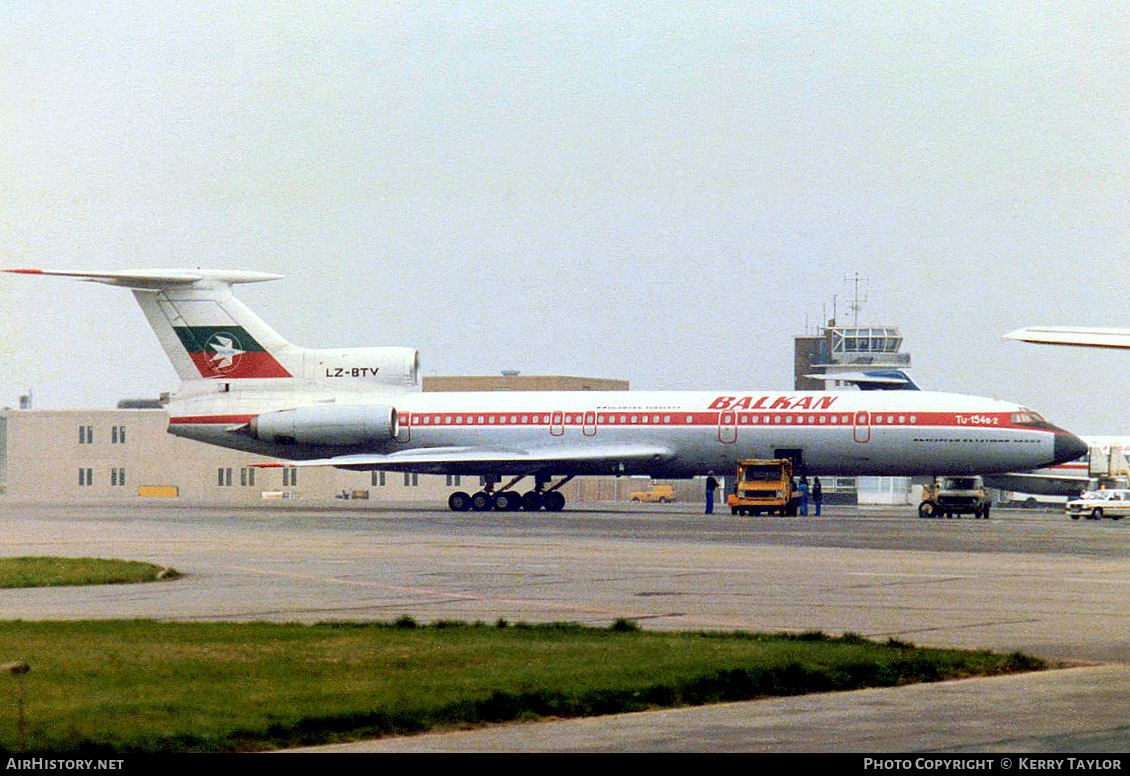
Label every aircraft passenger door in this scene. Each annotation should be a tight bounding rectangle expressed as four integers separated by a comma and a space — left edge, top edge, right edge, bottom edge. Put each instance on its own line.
853, 411, 871, 443
396, 412, 411, 443
718, 410, 737, 444
550, 410, 564, 437
582, 410, 598, 437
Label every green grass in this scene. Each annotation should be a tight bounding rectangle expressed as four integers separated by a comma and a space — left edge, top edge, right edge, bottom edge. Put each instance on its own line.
0, 557, 178, 588
0, 619, 1045, 753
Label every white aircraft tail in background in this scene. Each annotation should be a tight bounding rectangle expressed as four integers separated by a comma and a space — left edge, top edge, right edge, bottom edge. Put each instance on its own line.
1005, 327, 1130, 350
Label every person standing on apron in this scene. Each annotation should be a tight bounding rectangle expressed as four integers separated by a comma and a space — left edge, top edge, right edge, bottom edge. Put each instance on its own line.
705, 472, 718, 515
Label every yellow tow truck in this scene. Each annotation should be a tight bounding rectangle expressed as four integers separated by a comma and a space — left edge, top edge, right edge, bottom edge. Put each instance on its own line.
727, 459, 798, 516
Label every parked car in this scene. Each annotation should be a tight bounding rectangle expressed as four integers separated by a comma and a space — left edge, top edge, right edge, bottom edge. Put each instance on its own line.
1066, 489, 1130, 521
629, 484, 675, 503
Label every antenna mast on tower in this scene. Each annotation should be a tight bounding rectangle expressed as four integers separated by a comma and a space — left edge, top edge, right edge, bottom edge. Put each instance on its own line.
845, 273, 869, 327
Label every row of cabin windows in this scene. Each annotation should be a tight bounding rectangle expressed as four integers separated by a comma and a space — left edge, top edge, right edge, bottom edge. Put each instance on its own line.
78, 416, 942, 447
410, 414, 923, 427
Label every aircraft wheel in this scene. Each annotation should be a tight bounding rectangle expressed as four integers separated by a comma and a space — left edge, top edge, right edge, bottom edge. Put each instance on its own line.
543, 491, 566, 512
521, 491, 543, 511
470, 491, 495, 511
493, 491, 520, 511
448, 491, 472, 512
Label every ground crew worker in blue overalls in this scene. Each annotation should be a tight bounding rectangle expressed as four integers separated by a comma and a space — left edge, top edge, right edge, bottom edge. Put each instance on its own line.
798, 476, 810, 516
705, 472, 718, 514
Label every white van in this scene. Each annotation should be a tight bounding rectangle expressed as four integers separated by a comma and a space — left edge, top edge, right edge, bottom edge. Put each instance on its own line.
1066, 490, 1130, 521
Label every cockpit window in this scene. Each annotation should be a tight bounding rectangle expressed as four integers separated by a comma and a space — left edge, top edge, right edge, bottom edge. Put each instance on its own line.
1011, 408, 1054, 428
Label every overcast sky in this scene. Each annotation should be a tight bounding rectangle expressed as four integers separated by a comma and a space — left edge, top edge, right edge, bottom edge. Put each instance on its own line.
2, 2, 1128, 434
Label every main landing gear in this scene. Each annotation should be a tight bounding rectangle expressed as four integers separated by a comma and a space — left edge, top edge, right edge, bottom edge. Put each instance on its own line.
447, 474, 574, 512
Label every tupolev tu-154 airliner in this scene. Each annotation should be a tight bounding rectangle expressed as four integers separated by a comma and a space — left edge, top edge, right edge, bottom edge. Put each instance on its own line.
6, 268, 1087, 512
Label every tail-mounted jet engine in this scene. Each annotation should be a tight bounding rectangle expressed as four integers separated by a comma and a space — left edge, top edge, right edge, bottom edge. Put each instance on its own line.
307, 347, 420, 388
249, 404, 398, 446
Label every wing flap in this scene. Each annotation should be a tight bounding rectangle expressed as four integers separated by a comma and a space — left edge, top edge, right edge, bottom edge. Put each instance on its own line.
255, 443, 675, 474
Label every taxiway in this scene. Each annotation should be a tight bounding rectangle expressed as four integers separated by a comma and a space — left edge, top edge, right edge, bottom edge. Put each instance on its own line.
2, 501, 1128, 751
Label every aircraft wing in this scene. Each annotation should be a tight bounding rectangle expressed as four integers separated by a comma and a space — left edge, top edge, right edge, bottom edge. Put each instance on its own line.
1005, 327, 1130, 349
255, 442, 676, 475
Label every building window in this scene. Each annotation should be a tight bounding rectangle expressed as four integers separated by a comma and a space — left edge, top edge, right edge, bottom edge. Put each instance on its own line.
111, 468, 126, 487
240, 467, 256, 487
78, 468, 93, 486
218, 467, 232, 487
79, 426, 93, 444
111, 425, 126, 444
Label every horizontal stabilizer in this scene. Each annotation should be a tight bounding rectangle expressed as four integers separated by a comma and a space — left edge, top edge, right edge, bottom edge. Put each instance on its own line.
254, 442, 675, 474
3, 268, 282, 290
5, 267, 293, 380
1005, 326, 1130, 349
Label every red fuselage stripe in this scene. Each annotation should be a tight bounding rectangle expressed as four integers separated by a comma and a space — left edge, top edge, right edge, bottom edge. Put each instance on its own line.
168, 410, 1059, 433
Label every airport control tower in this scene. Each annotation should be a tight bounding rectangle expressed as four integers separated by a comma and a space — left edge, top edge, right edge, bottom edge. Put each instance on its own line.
794, 319, 916, 506
794, 324, 911, 390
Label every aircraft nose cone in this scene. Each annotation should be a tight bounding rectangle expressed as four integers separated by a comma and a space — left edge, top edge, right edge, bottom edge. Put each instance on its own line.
1053, 431, 1088, 465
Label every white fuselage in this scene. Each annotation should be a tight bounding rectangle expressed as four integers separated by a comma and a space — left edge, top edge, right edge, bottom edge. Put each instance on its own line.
167, 385, 1080, 478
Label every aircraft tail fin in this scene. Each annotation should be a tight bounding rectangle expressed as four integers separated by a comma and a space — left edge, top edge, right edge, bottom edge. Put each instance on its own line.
3, 268, 297, 381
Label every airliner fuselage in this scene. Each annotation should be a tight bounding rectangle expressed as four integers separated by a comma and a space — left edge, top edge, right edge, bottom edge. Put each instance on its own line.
167, 386, 1082, 478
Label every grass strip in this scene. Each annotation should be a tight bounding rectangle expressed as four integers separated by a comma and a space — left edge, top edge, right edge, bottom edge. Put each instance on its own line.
0, 557, 178, 588
0, 619, 1044, 753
